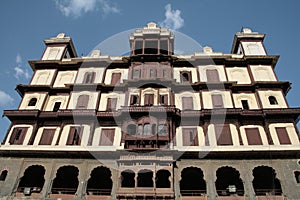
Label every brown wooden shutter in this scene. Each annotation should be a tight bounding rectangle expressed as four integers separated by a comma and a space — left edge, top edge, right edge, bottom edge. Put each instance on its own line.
67, 127, 82, 145
275, 127, 291, 145
212, 94, 223, 108
9, 128, 19, 144
144, 94, 154, 106
107, 98, 117, 111
99, 129, 115, 146
206, 69, 220, 82
182, 97, 193, 110
111, 73, 121, 85
182, 128, 198, 146
215, 124, 232, 145
39, 129, 55, 145
245, 128, 263, 145
76, 95, 89, 109
159, 95, 168, 105
83, 72, 96, 84
130, 95, 139, 105
9, 128, 28, 145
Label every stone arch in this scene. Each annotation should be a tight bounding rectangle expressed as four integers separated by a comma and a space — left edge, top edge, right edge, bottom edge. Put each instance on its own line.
215, 166, 244, 196
121, 169, 135, 188
252, 166, 282, 196
156, 169, 171, 188
0, 169, 8, 181
180, 167, 206, 196
86, 166, 112, 195
51, 165, 79, 194
137, 169, 153, 187
17, 165, 45, 193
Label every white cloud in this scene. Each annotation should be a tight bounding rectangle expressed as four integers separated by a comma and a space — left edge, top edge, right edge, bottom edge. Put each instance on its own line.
159, 4, 184, 31
55, 0, 120, 18
0, 91, 14, 108
14, 54, 30, 80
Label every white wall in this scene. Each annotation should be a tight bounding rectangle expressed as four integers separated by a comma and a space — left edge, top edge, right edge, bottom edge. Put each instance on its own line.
202, 90, 233, 109
98, 92, 125, 111
173, 67, 198, 83
104, 68, 129, 85
53, 71, 77, 88
257, 90, 287, 108
250, 65, 277, 82
68, 91, 99, 109
30, 69, 56, 85
19, 92, 47, 110
76, 67, 105, 84
42, 46, 66, 60
198, 65, 227, 82
43, 95, 69, 111
233, 93, 259, 109
174, 91, 201, 110
241, 42, 266, 55
226, 67, 251, 84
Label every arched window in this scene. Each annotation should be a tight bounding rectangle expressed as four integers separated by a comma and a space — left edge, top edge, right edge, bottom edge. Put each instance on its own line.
28, 98, 37, 107
121, 170, 135, 188
127, 124, 136, 135
86, 167, 112, 196
83, 72, 96, 84
0, 170, 8, 181
137, 169, 153, 187
268, 96, 278, 105
294, 171, 300, 184
156, 170, 171, 188
51, 166, 79, 194
18, 165, 45, 194
76, 95, 89, 109
180, 167, 206, 196
180, 71, 191, 83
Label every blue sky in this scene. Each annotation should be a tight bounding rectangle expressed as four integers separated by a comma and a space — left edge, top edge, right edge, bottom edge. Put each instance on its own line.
0, 0, 300, 140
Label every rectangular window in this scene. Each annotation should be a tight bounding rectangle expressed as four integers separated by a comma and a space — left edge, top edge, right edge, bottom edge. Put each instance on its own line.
212, 94, 223, 108
160, 40, 169, 55
180, 71, 192, 83
215, 124, 232, 145
39, 129, 55, 145
9, 127, 28, 145
245, 128, 263, 145
182, 128, 198, 146
144, 94, 154, 106
159, 94, 168, 105
275, 127, 291, 145
150, 69, 157, 78
241, 100, 249, 109
134, 40, 143, 55
83, 72, 96, 84
132, 69, 140, 79
182, 97, 193, 110
158, 124, 167, 136
53, 102, 61, 112
206, 69, 220, 82
163, 69, 168, 78
130, 95, 139, 105
144, 40, 158, 54
111, 73, 121, 85
76, 95, 89, 109
100, 129, 115, 146
106, 98, 117, 111
66, 127, 82, 145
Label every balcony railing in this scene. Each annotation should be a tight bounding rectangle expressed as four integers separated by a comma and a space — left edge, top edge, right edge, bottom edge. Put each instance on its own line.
180, 190, 206, 196
86, 188, 111, 196
51, 187, 77, 194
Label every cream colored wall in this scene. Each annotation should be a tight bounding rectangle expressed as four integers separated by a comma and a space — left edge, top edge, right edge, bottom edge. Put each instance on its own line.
5, 125, 33, 145
104, 68, 129, 85
42, 46, 65, 60
241, 42, 266, 55
257, 90, 287, 108
68, 91, 99, 109
174, 91, 201, 110
250, 65, 277, 82
76, 67, 105, 84
33, 127, 60, 146
43, 95, 69, 111
175, 126, 204, 147
202, 90, 233, 109
19, 92, 47, 110
198, 65, 227, 82
207, 124, 240, 147
233, 93, 259, 109
173, 67, 198, 83
98, 92, 125, 111
269, 123, 299, 145
58, 124, 90, 146
30, 69, 56, 85
92, 127, 122, 147
240, 125, 269, 146
53, 71, 77, 88
226, 67, 251, 84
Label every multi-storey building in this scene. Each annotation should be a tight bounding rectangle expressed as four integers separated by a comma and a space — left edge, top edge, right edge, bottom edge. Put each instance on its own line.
0, 22, 300, 200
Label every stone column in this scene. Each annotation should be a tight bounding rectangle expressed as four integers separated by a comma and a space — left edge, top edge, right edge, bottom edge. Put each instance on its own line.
239, 164, 255, 200
204, 165, 217, 200
173, 165, 181, 200
41, 160, 56, 198
75, 164, 89, 200
110, 168, 119, 200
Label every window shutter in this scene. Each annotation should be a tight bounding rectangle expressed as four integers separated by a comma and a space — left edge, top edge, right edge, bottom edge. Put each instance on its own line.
76, 95, 89, 109
245, 128, 263, 145
275, 127, 291, 145
9, 128, 19, 144
144, 94, 154, 106
111, 73, 121, 85
10, 128, 28, 145
67, 127, 82, 145
100, 129, 115, 146
130, 95, 139, 105
212, 94, 223, 108
107, 98, 117, 111
159, 95, 168, 105
206, 69, 220, 82
182, 128, 198, 146
39, 129, 55, 145
182, 97, 193, 110
215, 124, 232, 145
